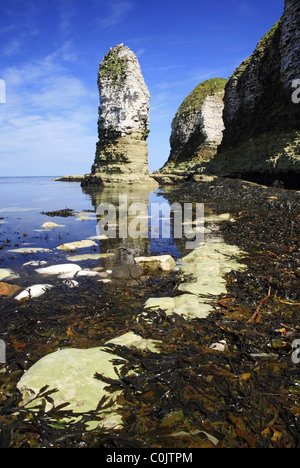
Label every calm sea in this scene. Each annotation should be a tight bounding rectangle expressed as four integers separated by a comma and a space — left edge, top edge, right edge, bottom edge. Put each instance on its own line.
0, 176, 182, 283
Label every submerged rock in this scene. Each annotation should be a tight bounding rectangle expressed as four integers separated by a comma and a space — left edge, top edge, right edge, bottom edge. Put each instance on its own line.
35, 264, 82, 276
66, 253, 114, 262
0, 282, 21, 297
0, 268, 20, 281
56, 240, 98, 252
23, 261, 48, 267
111, 264, 144, 282
8, 247, 51, 254
42, 222, 64, 229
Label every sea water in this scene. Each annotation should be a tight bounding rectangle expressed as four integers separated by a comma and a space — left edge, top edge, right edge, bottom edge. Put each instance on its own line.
0, 177, 182, 283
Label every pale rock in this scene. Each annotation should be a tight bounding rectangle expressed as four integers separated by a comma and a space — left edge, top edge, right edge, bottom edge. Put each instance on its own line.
8, 247, 51, 254
76, 270, 103, 278
16, 332, 161, 429
57, 240, 98, 252
62, 280, 79, 288
98, 279, 112, 284
14, 284, 53, 301
134, 255, 176, 272
156, 78, 227, 177
35, 264, 82, 276
42, 222, 64, 229
66, 253, 115, 262
23, 261, 48, 267
0, 268, 20, 281
87, 44, 157, 187
144, 238, 247, 321
210, 341, 227, 352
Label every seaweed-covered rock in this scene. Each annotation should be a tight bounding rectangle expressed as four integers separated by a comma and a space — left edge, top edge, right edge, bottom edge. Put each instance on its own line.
80, 175, 103, 188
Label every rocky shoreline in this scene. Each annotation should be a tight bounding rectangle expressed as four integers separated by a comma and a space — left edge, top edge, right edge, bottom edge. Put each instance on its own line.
0, 177, 299, 448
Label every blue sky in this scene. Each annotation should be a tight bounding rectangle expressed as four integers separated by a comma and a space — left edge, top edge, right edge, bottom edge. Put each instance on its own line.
0, 0, 284, 176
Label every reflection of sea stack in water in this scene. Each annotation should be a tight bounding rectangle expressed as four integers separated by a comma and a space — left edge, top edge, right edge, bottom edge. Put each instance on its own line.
88, 44, 157, 186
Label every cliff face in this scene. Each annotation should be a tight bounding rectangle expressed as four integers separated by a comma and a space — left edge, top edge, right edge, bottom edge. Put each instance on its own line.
91, 45, 156, 185
211, 0, 300, 188
157, 78, 227, 178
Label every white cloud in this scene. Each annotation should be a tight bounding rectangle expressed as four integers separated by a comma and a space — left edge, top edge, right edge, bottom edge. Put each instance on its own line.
1, 38, 22, 57
98, 1, 133, 29
0, 44, 98, 176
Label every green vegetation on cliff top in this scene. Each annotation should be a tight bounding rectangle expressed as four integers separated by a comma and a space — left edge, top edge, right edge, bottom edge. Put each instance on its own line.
177, 78, 227, 117
234, 19, 281, 78
99, 45, 128, 83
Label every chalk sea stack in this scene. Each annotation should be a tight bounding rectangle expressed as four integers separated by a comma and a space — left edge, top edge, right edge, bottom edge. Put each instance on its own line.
210, 0, 300, 189
154, 78, 227, 183
88, 44, 157, 186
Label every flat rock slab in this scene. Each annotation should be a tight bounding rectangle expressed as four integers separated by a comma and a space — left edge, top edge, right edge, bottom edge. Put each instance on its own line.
0, 268, 20, 281
42, 222, 64, 229
144, 239, 247, 320
14, 284, 54, 301
35, 264, 82, 276
8, 248, 51, 254
134, 255, 176, 272
17, 332, 161, 430
57, 240, 97, 252
66, 253, 115, 262
23, 261, 48, 267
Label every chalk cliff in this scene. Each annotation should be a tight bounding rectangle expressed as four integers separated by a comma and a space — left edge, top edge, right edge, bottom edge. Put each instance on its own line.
90, 44, 156, 186
210, 0, 300, 189
155, 78, 227, 182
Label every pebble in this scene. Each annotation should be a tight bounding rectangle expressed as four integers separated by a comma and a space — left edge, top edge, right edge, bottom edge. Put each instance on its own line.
210, 341, 227, 352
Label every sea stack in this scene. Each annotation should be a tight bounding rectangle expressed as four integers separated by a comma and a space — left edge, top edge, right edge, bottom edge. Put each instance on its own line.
155, 78, 227, 183
90, 44, 157, 186
210, 0, 300, 189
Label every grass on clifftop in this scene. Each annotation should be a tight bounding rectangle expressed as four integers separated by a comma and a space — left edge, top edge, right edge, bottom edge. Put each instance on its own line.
99, 45, 128, 83
177, 78, 227, 116
234, 19, 281, 78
